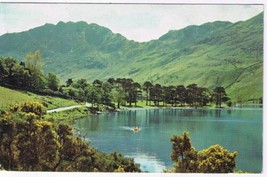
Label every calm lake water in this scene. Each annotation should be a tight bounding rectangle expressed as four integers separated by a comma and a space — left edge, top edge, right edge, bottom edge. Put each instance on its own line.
73, 108, 263, 173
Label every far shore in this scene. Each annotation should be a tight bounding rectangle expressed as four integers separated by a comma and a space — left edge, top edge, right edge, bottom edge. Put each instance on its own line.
116, 104, 263, 112
45, 102, 262, 124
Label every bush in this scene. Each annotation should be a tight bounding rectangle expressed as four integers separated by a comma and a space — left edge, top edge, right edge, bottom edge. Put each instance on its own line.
197, 144, 238, 173
226, 101, 233, 107
9, 102, 46, 117
170, 132, 238, 173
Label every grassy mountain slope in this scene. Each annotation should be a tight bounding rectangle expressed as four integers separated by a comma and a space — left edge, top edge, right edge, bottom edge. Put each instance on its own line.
126, 12, 263, 101
0, 12, 263, 102
0, 86, 78, 110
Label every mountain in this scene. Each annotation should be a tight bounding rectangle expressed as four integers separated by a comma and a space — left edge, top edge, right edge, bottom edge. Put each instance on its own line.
0, 12, 263, 102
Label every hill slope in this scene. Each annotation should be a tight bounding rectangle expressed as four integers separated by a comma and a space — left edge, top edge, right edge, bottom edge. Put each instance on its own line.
0, 86, 77, 110
0, 12, 263, 102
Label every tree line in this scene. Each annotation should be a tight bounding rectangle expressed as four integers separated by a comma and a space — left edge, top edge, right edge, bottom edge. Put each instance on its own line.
0, 51, 231, 109
62, 78, 230, 109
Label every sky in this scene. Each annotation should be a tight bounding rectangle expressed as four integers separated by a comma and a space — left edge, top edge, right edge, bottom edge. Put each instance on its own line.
0, 1, 264, 42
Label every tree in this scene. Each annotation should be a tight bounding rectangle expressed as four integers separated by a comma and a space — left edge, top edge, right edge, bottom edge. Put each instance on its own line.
150, 84, 163, 106
63, 87, 79, 99
111, 84, 125, 109
73, 79, 88, 90
101, 82, 112, 105
176, 85, 186, 106
107, 78, 116, 85
143, 81, 153, 106
24, 50, 46, 90
93, 79, 103, 88
0, 57, 17, 85
195, 87, 210, 107
163, 85, 176, 106
212, 87, 230, 108
170, 132, 198, 172
131, 82, 142, 107
186, 84, 198, 107
47, 73, 60, 91
66, 78, 73, 87
24, 50, 44, 70
86, 86, 101, 107
120, 79, 141, 107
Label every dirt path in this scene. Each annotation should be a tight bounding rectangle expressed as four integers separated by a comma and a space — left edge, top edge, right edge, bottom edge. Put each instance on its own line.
46, 105, 82, 113
46, 102, 92, 113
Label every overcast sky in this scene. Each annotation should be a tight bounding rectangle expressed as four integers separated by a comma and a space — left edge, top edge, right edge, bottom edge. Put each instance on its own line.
0, 2, 263, 42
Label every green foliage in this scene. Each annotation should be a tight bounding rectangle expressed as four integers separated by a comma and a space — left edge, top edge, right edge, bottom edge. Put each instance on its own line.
0, 102, 141, 172
197, 144, 238, 173
170, 132, 198, 172
24, 50, 44, 70
226, 100, 233, 107
170, 132, 238, 173
92, 152, 141, 172
47, 73, 60, 91
9, 101, 45, 117
1, 54, 231, 110
111, 84, 125, 109
24, 50, 46, 90
0, 54, 43, 91
44, 107, 88, 124
0, 13, 263, 102
212, 87, 229, 108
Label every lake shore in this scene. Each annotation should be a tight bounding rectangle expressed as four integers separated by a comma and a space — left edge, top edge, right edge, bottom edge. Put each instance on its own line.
116, 104, 263, 112
46, 103, 263, 124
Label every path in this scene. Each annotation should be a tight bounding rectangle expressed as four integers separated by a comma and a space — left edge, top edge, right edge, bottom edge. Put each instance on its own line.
47, 102, 92, 113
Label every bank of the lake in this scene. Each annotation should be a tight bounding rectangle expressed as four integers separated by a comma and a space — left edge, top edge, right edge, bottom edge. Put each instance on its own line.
45, 106, 89, 124
73, 106, 263, 173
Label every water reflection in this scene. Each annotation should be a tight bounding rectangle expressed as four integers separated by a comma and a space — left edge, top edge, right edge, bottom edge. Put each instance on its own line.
73, 108, 262, 173
215, 109, 221, 117
127, 152, 167, 172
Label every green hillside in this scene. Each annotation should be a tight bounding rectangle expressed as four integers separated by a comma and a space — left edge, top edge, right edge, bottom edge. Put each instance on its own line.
0, 86, 78, 110
0, 12, 263, 102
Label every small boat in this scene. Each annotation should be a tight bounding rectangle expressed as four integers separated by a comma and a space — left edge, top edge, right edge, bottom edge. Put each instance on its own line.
132, 127, 141, 132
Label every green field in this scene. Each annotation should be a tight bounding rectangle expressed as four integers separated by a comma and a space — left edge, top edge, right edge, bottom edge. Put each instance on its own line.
0, 86, 79, 110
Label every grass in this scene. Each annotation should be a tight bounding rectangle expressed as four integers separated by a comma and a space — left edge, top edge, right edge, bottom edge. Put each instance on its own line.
0, 86, 79, 110
44, 107, 89, 124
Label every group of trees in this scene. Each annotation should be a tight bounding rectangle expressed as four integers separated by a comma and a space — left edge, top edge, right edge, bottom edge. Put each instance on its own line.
0, 102, 141, 172
61, 78, 142, 109
0, 51, 60, 93
0, 51, 230, 109
143, 82, 230, 108
61, 78, 230, 109
169, 132, 238, 173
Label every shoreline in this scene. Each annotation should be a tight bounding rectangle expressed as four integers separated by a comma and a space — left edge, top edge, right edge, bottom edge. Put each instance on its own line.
49, 103, 263, 124
116, 104, 263, 112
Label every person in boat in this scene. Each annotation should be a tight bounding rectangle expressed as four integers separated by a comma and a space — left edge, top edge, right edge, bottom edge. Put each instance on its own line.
133, 126, 140, 132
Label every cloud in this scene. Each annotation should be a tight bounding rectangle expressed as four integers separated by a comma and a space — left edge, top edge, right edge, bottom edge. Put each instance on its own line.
0, 3, 263, 42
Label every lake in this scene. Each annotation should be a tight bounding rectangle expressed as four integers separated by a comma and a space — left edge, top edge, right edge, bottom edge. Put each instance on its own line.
73, 107, 263, 173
